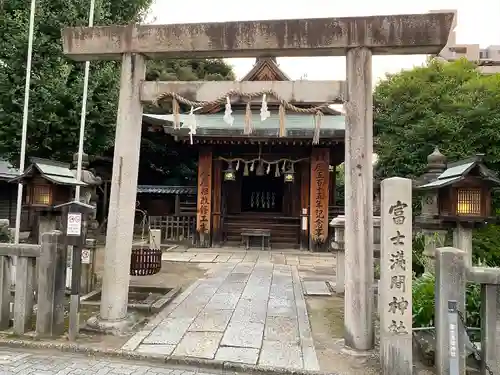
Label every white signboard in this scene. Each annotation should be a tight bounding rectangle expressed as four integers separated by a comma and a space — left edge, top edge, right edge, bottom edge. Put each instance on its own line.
67, 213, 82, 236
301, 216, 308, 231
81, 249, 91, 264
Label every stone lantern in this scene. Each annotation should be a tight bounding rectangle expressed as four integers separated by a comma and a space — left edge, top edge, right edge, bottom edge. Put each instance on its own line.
413, 147, 449, 267
414, 148, 448, 225
416, 150, 500, 266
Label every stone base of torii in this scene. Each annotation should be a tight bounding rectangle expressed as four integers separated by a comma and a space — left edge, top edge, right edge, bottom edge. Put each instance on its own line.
61, 12, 454, 351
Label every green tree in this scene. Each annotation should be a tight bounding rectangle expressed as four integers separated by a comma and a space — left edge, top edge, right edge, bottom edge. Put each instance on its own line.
0, 0, 234, 165
374, 58, 500, 180
146, 59, 235, 82
139, 58, 234, 184
334, 163, 345, 206
374, 58, 500, 267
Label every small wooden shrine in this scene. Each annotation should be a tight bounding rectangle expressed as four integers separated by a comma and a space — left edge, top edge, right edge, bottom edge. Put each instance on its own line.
10, 158, 86, 209
9, 157, 86, 240
143, 58, 346, 250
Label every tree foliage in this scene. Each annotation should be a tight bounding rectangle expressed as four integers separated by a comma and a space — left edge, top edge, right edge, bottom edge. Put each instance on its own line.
0, 0, 235, 166
374, 58, 500, 179
146, 59, 235, 82
374, 58, 500, 268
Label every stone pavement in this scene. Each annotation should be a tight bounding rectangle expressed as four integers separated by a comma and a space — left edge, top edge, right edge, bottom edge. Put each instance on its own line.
0, 348, 225, 374
161, 249, 336, 285
122, 260, 323, 371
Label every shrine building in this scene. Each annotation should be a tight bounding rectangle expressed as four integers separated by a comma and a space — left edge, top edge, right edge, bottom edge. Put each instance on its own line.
142, 58, 346, 251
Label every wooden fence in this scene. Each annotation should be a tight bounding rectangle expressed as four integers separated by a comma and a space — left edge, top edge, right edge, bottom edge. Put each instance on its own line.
149, 215, 196, 243
0, 231, 66, 336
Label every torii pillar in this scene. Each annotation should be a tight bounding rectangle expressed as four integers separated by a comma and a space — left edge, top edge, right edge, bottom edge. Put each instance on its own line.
99, 53, 146, 327
61, 13, 454, 343
344, 46, 374, 350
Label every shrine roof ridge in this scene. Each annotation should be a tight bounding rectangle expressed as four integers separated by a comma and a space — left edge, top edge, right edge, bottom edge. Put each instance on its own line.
62, 12, 454, 61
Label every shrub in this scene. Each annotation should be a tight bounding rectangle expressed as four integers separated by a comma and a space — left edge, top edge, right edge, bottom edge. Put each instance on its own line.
0, 224, 10, 242
412, 271, 481, 328
472, 224, 500, 266
412, 271, 436, 327
411, 233, 483, 329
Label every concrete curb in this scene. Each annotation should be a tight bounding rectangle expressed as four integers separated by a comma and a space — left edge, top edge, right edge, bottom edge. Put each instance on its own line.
0, 338, 333, 375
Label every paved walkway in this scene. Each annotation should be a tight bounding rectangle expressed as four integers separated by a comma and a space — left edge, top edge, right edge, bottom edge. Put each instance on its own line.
123, 261, 322, 370
162, 250, 336, 284
0, 348, 222, 374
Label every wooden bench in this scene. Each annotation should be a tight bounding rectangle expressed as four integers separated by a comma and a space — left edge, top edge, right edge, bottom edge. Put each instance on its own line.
241, 229, 271, 250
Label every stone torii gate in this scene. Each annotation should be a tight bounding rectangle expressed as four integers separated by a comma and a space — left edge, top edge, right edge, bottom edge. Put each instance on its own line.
61, 13, 453, 349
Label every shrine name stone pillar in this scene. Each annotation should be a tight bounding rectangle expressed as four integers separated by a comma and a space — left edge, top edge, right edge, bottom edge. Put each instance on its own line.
380, 177, 413, 375
344, 47, 374, 351
99, 53, 146, 327
196, 148, 212, 248
309, 148, 330, 251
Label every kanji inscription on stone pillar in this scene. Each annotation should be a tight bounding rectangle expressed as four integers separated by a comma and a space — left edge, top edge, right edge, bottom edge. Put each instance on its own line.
380, 177, 412, 375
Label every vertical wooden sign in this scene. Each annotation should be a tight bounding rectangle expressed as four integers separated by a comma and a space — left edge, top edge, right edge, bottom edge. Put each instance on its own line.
310, 148, 330, 249
212, 159, 222, 246
197, 148, 212, 246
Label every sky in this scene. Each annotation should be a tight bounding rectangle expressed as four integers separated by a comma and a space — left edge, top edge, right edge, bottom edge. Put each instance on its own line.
147, 0, 500, 85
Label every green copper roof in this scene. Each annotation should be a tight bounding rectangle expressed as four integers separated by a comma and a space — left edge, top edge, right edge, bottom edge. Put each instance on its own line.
143, 113, 345, 130
418, 176, 463, 189
438, 162, 475, 180
10, 157, 86, 186
417, 154, 500, 189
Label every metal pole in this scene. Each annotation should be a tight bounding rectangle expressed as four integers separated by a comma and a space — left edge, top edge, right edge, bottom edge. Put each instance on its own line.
69, 243, 83, 341
74, 0, 96, 201
14, 0, 37, 244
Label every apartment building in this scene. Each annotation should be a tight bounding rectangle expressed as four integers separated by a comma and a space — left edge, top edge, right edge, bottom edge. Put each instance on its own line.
440, 44, 500, 74
430, 9, 500, 73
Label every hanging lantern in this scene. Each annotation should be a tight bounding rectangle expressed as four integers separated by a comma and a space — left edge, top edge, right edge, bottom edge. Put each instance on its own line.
284, 163, 295, 183
256, 161, 265, 176
224, 163, 236, 181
